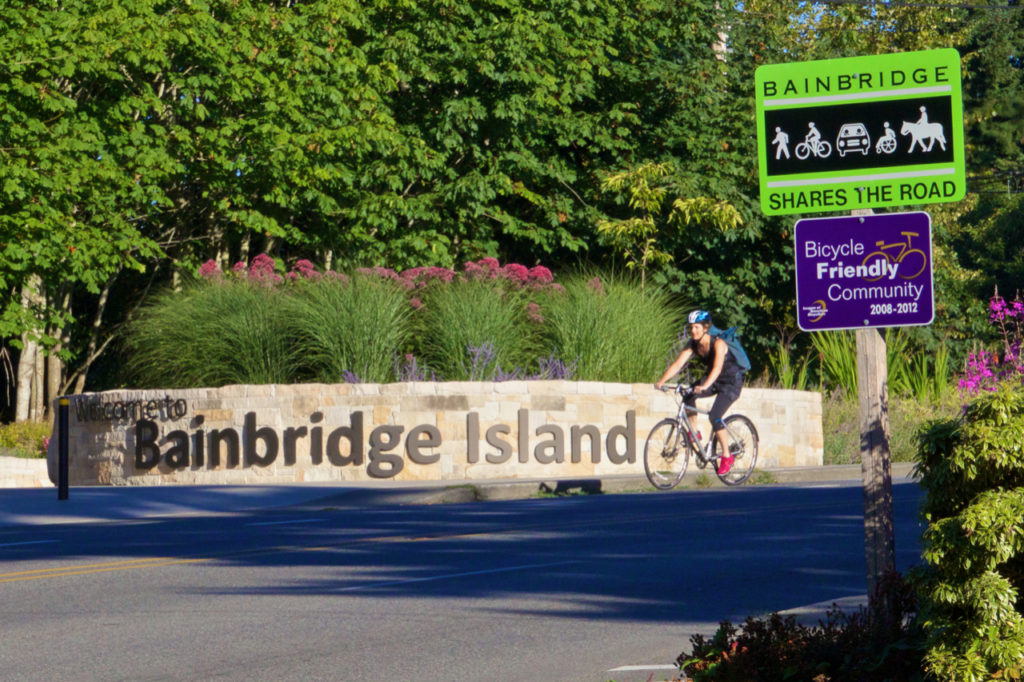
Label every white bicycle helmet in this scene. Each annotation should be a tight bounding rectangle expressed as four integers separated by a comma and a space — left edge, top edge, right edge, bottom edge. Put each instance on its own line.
687, 310, 711, 325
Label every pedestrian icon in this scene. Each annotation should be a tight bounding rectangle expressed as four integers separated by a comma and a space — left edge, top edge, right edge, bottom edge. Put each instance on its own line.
772, 127, 790, 159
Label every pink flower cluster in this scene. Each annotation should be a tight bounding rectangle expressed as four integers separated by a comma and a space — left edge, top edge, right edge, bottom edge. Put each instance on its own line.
958, 292, 1024, 397
199, 255, 346, 285
197, 255, 559, 296
460, 258, 553, 286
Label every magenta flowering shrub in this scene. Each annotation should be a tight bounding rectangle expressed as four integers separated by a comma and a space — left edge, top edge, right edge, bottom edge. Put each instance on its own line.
198, 254, 346, 285
198, 255, 558, 294
959, 291, 1024, 396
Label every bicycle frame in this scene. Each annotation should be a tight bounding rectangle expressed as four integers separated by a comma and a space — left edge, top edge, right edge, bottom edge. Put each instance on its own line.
664, 385, 721, 466
874, 230, 919, 258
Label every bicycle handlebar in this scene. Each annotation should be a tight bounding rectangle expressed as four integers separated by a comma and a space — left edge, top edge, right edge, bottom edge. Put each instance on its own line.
655, 383, 692, 395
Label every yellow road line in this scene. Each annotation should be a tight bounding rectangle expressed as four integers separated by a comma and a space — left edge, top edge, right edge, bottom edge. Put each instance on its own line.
0, 556, 210, 583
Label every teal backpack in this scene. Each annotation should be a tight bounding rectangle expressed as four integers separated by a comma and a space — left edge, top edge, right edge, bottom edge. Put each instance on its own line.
709, 325, 751, 373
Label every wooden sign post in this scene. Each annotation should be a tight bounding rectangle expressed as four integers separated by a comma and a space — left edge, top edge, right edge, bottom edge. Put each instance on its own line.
856, 327, 895, 611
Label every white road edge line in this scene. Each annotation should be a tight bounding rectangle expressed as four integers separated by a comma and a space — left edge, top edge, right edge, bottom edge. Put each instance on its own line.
248, 518, 327, 527
337, 560, 580, 592
607, 664, 678, 672
0, 540, 58, 548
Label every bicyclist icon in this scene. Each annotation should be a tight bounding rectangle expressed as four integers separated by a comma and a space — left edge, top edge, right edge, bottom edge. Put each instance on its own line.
795, 122, 832, 159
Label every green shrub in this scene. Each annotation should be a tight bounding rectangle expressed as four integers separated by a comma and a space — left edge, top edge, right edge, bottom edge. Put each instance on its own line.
812, 330, 858, 396
0, 420, 51, 458
913, 382, 1024, 681
538, 274, 683, 383
287, 273, 412, 383
414, 277, 538, 380
124, 280, 300, 388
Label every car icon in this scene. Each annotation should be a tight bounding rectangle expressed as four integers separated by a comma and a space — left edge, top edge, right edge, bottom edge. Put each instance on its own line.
836, 123, 871, 157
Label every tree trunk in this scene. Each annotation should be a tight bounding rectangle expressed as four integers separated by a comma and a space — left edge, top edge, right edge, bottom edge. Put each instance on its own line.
240, 231, 251, 263
32, 342, 45, 420
14, 336, 36, 422
14, 277, 43, 422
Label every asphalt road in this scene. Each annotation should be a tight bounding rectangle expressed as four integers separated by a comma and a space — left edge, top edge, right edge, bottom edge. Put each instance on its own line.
0, 480, 924, 682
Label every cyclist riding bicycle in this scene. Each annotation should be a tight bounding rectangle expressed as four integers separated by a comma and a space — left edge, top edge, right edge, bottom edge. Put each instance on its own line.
654, 310, 744, 475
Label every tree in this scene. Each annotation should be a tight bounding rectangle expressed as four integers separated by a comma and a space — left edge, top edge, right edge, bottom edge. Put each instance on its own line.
597, 162, 741, 289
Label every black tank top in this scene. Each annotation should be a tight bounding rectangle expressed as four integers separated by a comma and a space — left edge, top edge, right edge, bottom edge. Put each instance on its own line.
689, 337, 743, 385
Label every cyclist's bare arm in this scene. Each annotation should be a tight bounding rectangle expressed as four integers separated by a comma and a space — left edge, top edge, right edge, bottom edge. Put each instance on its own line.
655, 347, 693, 389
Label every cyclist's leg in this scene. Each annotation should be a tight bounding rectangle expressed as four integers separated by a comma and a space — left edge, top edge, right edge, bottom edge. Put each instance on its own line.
707, 383, 741, 467
684, 383, 704, 436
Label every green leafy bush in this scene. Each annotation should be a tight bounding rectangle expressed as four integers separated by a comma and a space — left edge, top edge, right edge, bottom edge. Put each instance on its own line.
913, 382, 1024, 681
0, 420, 50, 458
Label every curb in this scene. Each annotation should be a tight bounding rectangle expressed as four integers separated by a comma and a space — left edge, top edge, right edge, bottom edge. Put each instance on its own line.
404, 462, 918, 505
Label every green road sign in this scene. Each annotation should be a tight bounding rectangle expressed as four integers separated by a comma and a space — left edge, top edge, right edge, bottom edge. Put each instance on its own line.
755, 49, 964, 216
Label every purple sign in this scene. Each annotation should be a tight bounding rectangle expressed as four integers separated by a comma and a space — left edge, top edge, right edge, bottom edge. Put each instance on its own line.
795, 212, 933, 331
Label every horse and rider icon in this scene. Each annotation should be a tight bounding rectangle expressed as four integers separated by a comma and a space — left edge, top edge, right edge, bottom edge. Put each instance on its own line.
771, 106, 946, 161
902, 105, 947, 152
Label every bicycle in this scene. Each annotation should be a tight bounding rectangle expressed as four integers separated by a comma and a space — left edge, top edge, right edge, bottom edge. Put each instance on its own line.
794, 137, 832, 160
644, 384, 759, 489
860, 230, 927, 281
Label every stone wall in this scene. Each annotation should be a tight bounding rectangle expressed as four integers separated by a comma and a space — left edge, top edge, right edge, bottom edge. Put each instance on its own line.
0, 455, 50, 488
47, 382, 823, 486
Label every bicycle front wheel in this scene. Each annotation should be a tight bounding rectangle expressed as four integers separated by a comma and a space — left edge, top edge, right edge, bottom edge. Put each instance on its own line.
644, 418, 690, 490
712, 415, 759, 486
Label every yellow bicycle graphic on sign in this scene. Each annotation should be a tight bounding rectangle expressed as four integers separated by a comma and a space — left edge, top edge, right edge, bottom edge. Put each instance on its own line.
861, 231, 927, 281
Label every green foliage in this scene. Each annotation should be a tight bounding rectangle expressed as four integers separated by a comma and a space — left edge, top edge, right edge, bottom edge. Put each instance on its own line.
537, 274, 683, 383
822, 390, 961, 466
0, 420, 50, 458
2, 0, 1022, 401
768, 342, 813, 391
286, 274, 413, 383
679, 573, 924, 681
596, 163, 741, 289
124, 280, 300, 388
914, 383, 1024, 681
416, 278, 537, 381
812, 331, 858, 397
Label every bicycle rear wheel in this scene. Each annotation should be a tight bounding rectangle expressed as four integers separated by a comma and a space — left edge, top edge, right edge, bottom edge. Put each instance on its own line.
643, 418, 691, 490
712, 415, 759, 486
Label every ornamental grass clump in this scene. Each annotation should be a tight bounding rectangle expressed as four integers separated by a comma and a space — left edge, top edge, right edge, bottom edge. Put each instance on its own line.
537, 273, 681, 383
124, 279, 299, 388
414, 276, 537, 381
285, 272, 412, 383
124, 255, 672, 386
405, 258, 562, 381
